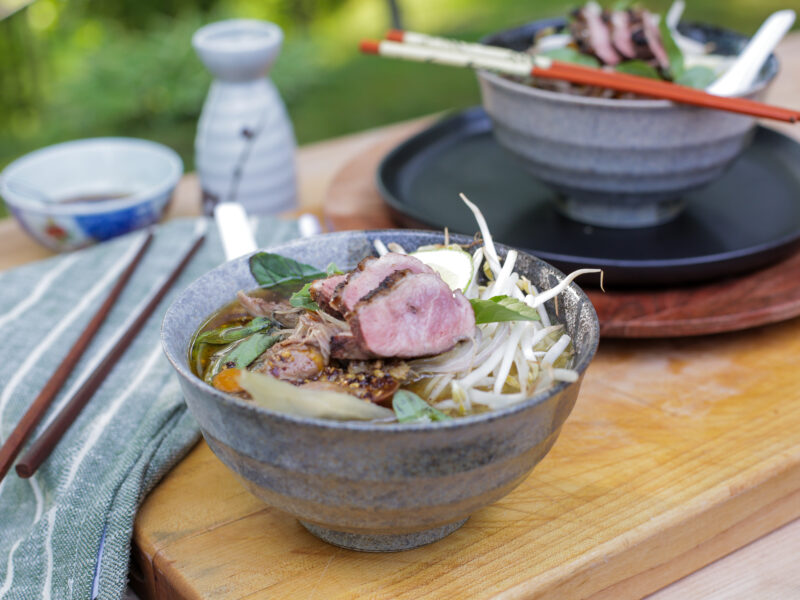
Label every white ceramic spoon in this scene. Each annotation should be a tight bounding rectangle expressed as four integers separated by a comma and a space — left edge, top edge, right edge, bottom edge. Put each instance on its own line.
707, 9, 796, 96
215, 201, 321, 261
666, 0, 708, 56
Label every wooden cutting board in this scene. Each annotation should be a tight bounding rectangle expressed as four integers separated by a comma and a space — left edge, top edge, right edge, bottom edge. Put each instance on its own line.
130, 37, 800, 599
132, 315, 800, 599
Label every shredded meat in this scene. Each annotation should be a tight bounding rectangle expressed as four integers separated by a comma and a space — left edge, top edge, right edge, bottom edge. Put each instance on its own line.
237, 291, 281, 317
236, 291, 302, 328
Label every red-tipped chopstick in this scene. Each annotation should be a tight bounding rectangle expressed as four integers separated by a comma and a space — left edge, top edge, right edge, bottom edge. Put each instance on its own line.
15, 225, 207, 478
0, 230, 154, 484
360, 35, 799, 123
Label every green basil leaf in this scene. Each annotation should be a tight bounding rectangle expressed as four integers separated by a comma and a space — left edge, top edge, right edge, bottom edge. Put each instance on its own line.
228, 332, 280, 368
658, 16, 684, 79
289, 282, 320, 311
249, 252, 325, 290
540, 47, 601, 68
615, 60, 661, 79
196, 316, 276, 345
675, 65, 716, 89
203, 332, 281, 384
392, 390, 451, 423
326, 263, 343, 276
470, 295, 542, 325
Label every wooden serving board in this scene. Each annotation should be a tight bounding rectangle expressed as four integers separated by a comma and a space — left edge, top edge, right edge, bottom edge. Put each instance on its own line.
129, 37, 800, 598
132, 317, 800, 599
322, 128, 800, 338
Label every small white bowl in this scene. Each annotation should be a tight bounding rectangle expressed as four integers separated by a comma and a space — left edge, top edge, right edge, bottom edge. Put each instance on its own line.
1, 138, 183, 251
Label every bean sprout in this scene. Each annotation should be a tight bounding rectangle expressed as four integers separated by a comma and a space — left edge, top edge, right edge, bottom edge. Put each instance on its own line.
405, 195, 599, 414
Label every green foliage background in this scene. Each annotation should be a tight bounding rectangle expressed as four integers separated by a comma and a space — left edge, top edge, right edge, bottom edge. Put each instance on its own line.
0, 0, 793, 217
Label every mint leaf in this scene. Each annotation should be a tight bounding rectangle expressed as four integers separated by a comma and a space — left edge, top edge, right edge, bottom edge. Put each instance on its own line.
658, 16, 684, 79
675, 65, 716, 89
227, 332, 280, 368
540, 47, 601, 68
249, 252, 325, 291
289, 282, 320, 311
392, 390, 451, 423
615, 60, 661, 79
203, 332, 281, 384
196, 316, 276, 345
470, 295, 542, 325
326, 263, 343, 276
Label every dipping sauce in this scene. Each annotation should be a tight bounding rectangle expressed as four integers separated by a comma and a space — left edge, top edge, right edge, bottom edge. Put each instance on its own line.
59, 192, 131, 204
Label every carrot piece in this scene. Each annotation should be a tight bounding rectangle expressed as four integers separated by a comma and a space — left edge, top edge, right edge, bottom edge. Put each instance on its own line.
212, 368, 244, 393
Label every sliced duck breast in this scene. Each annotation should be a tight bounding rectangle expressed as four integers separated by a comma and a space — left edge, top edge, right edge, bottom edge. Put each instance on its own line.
309, 273, 347, 316
582, 2, 621, 65
349, 270, 476, 358
331, 253, 434, 315
610, 10, 636, 58
642, 11, 670, 70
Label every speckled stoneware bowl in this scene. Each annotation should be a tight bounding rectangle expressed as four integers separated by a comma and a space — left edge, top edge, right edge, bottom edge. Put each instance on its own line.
161, 230, 599, 551
477, 20, 779, 228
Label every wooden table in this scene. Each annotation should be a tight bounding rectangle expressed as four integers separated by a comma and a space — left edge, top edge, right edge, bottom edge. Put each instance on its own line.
3, 36, 800, 600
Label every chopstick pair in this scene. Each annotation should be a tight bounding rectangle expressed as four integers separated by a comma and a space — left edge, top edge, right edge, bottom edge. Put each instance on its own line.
0, 225, 206, 482
360, 30, 800, 123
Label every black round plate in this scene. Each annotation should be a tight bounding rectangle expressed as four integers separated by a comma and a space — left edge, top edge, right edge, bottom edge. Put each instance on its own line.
378, 108, 800, 287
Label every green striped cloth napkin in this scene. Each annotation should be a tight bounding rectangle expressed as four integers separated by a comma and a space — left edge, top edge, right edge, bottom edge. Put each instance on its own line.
0, 217, 299, 600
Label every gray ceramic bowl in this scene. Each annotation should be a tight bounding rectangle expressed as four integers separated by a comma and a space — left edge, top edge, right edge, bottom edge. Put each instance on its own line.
477, 20, 779, 228
161, 230, 599, 551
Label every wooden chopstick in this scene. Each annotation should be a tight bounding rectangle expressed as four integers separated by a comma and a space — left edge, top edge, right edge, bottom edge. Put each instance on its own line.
0, 230, 154, 483
15, 226, 207, 478
361, 36, 799, 123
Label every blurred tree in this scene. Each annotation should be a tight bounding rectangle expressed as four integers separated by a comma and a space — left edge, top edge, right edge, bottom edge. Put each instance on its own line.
278, 0, 348, 29
80, 0, 218, 29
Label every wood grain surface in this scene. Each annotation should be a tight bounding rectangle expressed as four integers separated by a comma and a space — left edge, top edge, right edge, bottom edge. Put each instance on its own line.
2, 35, 799, 600
131, 317, 800, 599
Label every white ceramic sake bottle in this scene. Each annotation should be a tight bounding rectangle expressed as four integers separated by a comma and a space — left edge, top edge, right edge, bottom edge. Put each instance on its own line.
193, 19, 297, 215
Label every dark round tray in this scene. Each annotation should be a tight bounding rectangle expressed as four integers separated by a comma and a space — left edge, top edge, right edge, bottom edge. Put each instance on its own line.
377, 108, 800, 286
